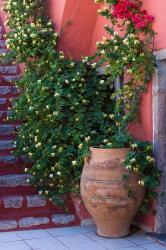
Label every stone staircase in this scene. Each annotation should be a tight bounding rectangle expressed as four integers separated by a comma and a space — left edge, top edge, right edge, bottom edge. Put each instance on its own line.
0, 19, 77, 231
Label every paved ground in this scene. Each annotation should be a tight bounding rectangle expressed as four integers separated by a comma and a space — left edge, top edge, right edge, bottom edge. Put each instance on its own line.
0, 225, 165, 250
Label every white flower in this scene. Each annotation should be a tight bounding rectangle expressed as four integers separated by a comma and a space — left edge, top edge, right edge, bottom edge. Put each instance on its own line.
54, 92, 60, 97
134, 40, 139, 45
79, 143, 83, 149
131, 143, 138, 149
109, 114, 114, 119
72, 161, 77, 166
49, 174, 54, 178
138, 180, 145, 186
57, 171, 61, 176
91, 63, 97, 68
100, 80, 105, 84
85, 136, 90, 142
146, 156, 154, 162
130, 158, 136, 163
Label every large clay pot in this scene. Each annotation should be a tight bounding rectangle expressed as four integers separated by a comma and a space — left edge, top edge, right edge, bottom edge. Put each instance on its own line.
80, 147, 145, 238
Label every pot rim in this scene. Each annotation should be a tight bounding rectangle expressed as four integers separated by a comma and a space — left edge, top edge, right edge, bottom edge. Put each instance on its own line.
90, 147, 130, 152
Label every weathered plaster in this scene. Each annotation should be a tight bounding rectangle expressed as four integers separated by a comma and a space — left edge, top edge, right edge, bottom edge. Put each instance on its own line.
153, 49, 166, 233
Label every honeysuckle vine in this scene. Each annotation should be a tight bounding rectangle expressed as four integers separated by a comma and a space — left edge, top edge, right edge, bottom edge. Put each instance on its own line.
2, 0, 161, 213
95, 0, 156, 130
94, 0, 161, 213
2, 0, 115, 205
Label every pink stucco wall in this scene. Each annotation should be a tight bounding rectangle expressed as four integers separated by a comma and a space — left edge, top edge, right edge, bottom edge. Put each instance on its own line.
0, 0, 7, 24
48, 0, 66, 32
49, 0, 98, 60
0, 0, 164, 231
142, 0, 166, 50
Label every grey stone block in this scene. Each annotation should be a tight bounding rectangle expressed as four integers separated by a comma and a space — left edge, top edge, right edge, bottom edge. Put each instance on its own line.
155, 49, 166, 61
18, 217, 49, 228
27, 195, 46, 208
153, 51, 166, 233
0, 220, 17, 231
0, 48, 7, 55
52, 214, 75, 225
0, 66, 17, 74
0, 174, 31, 187
0, 140, 15, 150
0, 125, 15, 135
4, 196, 23, 208
0, 155, 17, 163
0, 40, 5, 48
2, 75, 20, 82
0, 86, 19, 96
0, 98, 6, 105
0, 111, 10, 118
0, 26, 3, 33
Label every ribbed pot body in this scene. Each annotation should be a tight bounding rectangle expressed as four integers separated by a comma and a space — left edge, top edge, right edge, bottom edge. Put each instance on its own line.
80, 147, 145, 238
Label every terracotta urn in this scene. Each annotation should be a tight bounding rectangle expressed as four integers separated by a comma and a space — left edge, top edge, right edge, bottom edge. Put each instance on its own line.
80, 147, 145, 238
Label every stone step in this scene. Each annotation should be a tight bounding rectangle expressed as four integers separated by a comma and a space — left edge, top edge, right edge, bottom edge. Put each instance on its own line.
0, 111, 21, 124
1, 75, 20, 83
0, 86, 19, 97
0, 65, 18, 74
0, 26, 4, 33
0, 194, 64, 219
0, 98, 13, 111
0, 111, 10, 122
0, 140, 15, 151
0, 163, 26, 176
0, 155, 30, 175
0, 154, 27, 164
0, 125, 19, 135
0, 195, 47, 210
0, 174, 36, 196
0, 214, 76, 231
0, 48, 8, 55
0, 40, 6, 48
0, 174, 31, 187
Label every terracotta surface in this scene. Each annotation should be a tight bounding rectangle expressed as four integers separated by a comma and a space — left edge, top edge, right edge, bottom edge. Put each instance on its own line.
81, 148, 145, 238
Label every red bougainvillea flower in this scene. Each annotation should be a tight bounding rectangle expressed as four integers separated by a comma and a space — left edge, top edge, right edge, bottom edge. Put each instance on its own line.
112, 0, 154, 29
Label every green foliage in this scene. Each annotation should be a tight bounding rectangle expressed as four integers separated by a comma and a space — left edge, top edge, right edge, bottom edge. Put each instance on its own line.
2, 0, 161, 215
3, 0, 115, 203
124, 141, 161, 213
95, 0, 161, 214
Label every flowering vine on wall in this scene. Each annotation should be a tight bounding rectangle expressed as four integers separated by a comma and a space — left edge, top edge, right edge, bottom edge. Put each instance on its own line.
94, 0, 161, 213
2, 0, 161, 213
2, 0, 115, 205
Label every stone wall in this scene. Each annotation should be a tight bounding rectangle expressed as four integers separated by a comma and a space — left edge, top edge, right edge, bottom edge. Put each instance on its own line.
153, 49, 166, 233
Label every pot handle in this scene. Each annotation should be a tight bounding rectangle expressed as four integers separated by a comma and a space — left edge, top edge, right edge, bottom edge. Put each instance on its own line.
84, 151, 92, 164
